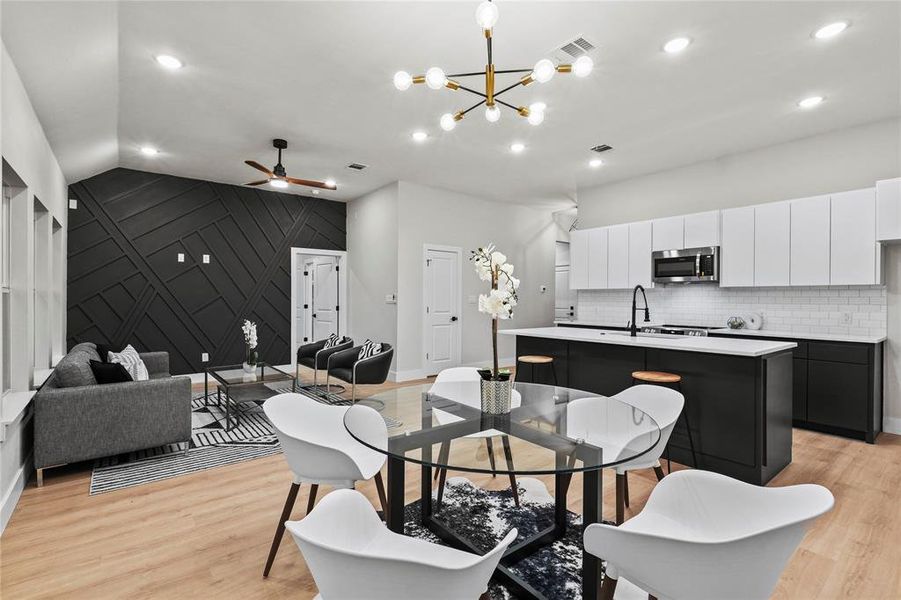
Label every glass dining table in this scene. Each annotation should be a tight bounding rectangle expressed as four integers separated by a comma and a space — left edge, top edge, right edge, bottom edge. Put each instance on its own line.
343, 380, 662, 600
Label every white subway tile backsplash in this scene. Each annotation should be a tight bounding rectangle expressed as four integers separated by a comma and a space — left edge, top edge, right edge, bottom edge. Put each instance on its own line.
576, 284, 887, 337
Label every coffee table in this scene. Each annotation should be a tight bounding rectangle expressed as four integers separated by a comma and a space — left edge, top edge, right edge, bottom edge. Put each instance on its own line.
204, 363, 297, 430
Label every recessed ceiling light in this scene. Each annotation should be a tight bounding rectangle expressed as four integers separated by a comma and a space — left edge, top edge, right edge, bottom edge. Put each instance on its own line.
140, 146, 158, 156
510, 142, 525, 154
814, 21, 849, 39
412, 131, 429, 142
269, 179, 289, 189
589, 158, 604, 168
325, 179, 336, 188
154, 54, 183, 70
663, 37, 691, 54
312, 189, 320, 195
798, 95, 824, 109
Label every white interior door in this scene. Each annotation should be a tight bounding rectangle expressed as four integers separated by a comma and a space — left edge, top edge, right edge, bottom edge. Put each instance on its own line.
296, 259, 309, 346
555, 266, 575, 320
423, 247, 461, 376
311, 257, 339, 341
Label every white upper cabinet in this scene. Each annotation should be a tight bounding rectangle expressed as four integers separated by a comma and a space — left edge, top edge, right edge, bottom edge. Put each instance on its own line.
876, 178, 901, 241
628, 220, 654, 288
754, 201, 791, 287
652, 216, 684, 251
587, 227, 609, 289
684, 210, 721, 248
831, 188, 877, 285
721, 206, 755, 287
607, 224, 630, 289
569, 229, 589, 290
790, 195, 830, 286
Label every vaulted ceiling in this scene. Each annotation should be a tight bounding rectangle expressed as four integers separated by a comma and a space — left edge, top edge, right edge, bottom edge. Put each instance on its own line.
3, 1, 899, 207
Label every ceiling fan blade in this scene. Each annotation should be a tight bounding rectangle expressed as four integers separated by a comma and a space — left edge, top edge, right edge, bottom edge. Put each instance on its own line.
245, 160, 274, 176
287, 177, 337, 190
245, 179, 270, 186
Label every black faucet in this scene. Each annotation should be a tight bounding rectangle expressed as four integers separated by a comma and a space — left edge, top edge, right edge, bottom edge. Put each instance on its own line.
630, 285, 651, 337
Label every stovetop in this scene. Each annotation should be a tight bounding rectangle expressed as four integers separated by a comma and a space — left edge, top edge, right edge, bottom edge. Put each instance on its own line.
641, 324, 725, 337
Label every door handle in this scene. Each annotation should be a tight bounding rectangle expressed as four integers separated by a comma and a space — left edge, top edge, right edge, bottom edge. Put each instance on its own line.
450, 316, 458, 322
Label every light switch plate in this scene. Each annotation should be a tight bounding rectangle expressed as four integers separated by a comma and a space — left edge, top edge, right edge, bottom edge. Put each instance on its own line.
202, 254, 210, 264
539, 285, 548, 293
201, 352, 209, 362
68, 199, 78, 209
385, 293, 397, 304
177, 253, 185, 263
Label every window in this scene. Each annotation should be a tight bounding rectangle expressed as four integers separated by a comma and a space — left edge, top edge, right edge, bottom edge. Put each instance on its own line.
1, 183, 10, 393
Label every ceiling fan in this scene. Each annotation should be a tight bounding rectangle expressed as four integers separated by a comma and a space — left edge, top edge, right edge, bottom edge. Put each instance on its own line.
244, 139, 337, 190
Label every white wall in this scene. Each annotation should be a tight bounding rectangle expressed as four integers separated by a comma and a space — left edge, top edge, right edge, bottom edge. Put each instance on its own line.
0, 41, 69, 533
395, 181, 557, 378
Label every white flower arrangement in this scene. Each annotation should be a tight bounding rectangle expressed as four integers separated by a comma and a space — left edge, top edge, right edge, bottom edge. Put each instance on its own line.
242, 319, 258, 350
471, 244, 520, 380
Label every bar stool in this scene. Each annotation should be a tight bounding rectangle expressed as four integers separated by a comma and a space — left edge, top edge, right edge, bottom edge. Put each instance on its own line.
631, 370, 698, 473
515, 355, 558, 385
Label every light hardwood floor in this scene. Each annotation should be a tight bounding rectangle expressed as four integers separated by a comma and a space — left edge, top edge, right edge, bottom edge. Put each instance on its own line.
2, 368, 900, 599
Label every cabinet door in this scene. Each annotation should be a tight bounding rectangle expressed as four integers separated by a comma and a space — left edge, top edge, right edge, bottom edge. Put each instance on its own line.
831, 188, 877, 285
587, 227, 608, 289
807, 360, 869, 432
607, 224, 630, 289
790, 195, 830, 286
754, 201, 791, 286
652, 216, 684, 251
628, 220, 654, 288
793, 358, 808, 422
876, 177, 901, 241
720, 206, 755, 287
684, 210, 721, 248
569, 229, 589, 289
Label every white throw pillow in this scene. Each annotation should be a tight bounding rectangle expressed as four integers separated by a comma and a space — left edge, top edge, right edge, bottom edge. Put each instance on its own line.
109, 344, 149, 381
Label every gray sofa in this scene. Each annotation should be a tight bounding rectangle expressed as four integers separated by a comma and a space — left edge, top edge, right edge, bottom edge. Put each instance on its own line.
33, 342, 192, 485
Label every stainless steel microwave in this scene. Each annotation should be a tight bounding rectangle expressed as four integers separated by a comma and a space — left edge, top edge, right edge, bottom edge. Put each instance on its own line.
652, 246, 719, 283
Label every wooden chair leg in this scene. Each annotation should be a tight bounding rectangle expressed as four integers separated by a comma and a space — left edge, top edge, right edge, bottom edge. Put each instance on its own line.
485, 437, 497, 476
373, 472, 388, 515
501, 436, 520, 507
615, 473, 625, 525
654, 465, 666, 481
600, 574, 618, 600
623, 471, 630, 507
306, 484, 319, 514
263, 482, 301, 577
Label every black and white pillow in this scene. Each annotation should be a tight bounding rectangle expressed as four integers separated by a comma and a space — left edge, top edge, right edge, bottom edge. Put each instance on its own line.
358, 339, 382, 360
323, 333, 340, 348
108, 344, 149, 381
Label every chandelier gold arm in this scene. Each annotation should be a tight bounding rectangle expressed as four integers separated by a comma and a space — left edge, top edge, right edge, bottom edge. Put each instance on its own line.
556, 64, 573, 73
412, 75, 426, 84
445, 80, 461, 90
486, 64, 496, 106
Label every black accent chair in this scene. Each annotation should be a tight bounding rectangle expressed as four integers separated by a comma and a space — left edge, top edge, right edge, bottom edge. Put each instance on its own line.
326, 343, 394, 403
296, 336, 354, 390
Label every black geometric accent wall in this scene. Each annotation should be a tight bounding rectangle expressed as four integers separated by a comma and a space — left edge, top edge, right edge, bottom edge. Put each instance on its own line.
67, 168, 346, 375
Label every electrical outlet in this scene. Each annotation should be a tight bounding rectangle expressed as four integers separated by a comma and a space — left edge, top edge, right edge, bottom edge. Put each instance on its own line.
202, 254, 210, 264
68, 199, 78, 209
177, 253, 185, 263
201, 352, 209, 362
841, 312, 852, 325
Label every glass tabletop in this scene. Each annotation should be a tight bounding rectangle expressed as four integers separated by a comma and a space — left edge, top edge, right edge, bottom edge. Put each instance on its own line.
344, 381, 661, 475
206, 362, 294, 386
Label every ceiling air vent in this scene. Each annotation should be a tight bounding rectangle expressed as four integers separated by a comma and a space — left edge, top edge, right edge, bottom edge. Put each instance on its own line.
346, 163, 368, 171
590, 144, 613, 153
553, 36, 595, 62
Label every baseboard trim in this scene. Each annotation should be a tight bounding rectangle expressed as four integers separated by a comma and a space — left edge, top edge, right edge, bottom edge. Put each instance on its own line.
393, 357, 517, 384
884, 416, 901, 435
1, 450, 33, 536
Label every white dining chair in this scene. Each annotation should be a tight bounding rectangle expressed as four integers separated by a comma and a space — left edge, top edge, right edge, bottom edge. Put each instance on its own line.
609, 384, 685, 524
584, 469, 834, 600
286, 488, 518, 600
429, 367, 521, 508
262, 393, 388, 577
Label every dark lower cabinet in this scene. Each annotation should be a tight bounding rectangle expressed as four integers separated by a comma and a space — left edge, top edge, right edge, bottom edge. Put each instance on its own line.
807, 360, 870, 433
793, 358, 808, 422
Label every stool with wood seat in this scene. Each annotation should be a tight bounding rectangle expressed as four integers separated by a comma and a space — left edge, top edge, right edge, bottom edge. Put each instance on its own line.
631, 370, 698, 473
515, 355, 558, 385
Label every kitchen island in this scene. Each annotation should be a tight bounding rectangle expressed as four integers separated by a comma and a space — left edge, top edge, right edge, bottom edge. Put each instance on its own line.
502, 326, 797, 484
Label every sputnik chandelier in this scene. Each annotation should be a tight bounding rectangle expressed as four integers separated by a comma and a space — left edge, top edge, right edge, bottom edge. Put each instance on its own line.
393, 0, 593, 130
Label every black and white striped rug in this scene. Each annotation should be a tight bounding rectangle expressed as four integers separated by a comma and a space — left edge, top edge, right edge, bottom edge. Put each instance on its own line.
90, 386, 400, 495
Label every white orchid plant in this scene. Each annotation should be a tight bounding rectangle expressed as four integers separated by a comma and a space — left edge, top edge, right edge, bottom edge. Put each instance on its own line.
471, 244, 520, 381
242, 319, 259, 365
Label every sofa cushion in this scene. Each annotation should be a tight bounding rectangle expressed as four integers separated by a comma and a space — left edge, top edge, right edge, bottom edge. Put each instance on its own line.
55, 349, 98, 388
90, 360, 133, 384
71, 342, 102, 364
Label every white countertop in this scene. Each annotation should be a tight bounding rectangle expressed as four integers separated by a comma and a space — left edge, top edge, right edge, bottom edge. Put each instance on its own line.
504, 326, 796, 357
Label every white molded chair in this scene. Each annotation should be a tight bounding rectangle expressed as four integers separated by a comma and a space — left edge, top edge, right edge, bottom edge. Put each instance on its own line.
287, 488, 517, 600
584, 469, 834, 600
262, 393, 388, 577
429, 367, 521, 508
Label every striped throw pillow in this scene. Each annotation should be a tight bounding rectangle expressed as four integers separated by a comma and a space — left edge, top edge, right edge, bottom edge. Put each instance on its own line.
323, 333, 340, 348
108, 344, 149, 381
358, 339, 382, 360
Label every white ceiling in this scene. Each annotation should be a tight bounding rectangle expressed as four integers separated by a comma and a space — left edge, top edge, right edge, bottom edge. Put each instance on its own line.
3, 1, 899, 208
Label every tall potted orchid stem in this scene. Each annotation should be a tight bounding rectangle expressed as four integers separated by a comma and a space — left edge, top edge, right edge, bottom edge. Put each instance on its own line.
471, 245, 519, 413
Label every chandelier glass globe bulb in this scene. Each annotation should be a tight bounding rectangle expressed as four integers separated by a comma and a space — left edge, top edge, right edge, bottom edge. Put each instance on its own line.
573, 55, 593, 77
527, 105, 545, 126
475, 1, 499, 30
440, 113, 457, 131
485, 105, 501, 123
393, 71, 413, 91
425, 67, 447, 90
532, 59, 556, 83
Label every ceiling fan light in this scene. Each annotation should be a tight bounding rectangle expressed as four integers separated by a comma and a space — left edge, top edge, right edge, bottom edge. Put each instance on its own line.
532, 59, 556, 83
485, 105, 501, 122
440, 113, 457, 131
425, 67, 447, 90
573, 55, 593, 77
269, 179, 289, 189
394, 70, 413, 91
325, 179, 337, 189
475, 1, 499, 30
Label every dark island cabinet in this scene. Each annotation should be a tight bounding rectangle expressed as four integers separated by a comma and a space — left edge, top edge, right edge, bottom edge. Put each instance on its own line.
709, 334, 883, 443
